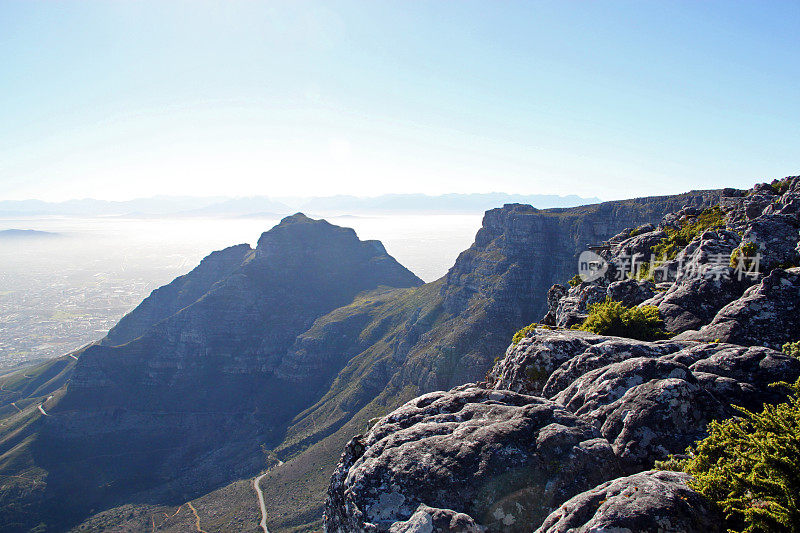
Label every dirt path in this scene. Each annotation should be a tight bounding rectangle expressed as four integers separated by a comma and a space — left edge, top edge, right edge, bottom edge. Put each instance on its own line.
253, 460, 284, 533
187, 501, 206, 533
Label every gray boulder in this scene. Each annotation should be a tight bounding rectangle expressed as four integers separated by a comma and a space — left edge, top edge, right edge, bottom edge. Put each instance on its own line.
535, 470, 721, 533
388, 505, 485, 533
550, 283, 606, 328
645, 229, 746, 333
738, 214, 800, 272
324, 387, 621, 532
606, 278, 655, 308
675, 267, 800, 349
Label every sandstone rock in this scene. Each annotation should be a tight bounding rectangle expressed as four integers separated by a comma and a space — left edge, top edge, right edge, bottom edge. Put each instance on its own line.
550, 283, 606, 328
535, 470, 721, 533
606, 278, 655, 308
739, 214, 800, 271
675, 267, 800, 349
388, 505, 485, 533
324, 387, 621, 532
490, 330, 800, 467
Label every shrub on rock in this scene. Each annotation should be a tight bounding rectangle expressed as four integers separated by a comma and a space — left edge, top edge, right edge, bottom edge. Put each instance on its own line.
673, 377, 800, 533
575, 297, 668, 341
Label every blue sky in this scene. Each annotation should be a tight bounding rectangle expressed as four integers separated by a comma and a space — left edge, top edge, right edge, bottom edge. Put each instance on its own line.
1, 1, 798, 201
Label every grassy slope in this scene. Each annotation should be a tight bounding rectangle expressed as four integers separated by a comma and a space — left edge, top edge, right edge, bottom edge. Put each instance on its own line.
0, 354, 76, 532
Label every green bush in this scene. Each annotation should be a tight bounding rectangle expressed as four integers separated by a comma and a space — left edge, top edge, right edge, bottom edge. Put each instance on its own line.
651, 205, 726, 262
730, 242, 760, 269
771, 177, 793, 195
665, 378, 800, 533
784, 341, 800, 359
512, 323, 538, 344
568, 274, 582, 287
575, 297, 668, 341
629, 224, 652, 238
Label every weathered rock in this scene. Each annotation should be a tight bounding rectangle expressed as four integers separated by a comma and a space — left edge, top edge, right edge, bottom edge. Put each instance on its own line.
535, 470, 721, 533
487, 329, 607, 395
324, 387, 621, 532
645, 229, 746, 333
541, 284, 568, 326
550, 283, 606, 328
738, 214, 800, 271
490, 330, 800, 467
606, 278, 655, 308
675, 267, 800, 349
387, 505, 485, 533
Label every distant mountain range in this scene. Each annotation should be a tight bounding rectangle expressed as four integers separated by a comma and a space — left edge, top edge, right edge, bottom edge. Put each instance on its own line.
0, 192, 600, 218
0, 228, 61, 239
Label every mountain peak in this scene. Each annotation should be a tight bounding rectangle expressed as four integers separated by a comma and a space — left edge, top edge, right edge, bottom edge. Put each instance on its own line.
256, 213, 353, 251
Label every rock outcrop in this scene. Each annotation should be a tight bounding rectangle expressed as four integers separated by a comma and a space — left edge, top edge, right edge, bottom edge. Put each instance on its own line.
325, 327, 800, 531
535, 470, 722, 533
325, 387, 622, 532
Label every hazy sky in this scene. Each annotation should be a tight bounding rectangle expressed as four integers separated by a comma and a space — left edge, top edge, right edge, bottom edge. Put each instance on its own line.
1, 1, 798, 202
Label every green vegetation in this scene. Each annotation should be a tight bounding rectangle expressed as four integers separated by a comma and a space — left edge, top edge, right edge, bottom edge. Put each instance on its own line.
629, 224, 652, 237
512, 323, 539, 344
574, 297, 669, 341
651, 205, 726, 263
568, 274, 582, 287
660, 378, 800, 533
783, 341, 800, 359
771, 177, 794, 195
731, 242, 760, 269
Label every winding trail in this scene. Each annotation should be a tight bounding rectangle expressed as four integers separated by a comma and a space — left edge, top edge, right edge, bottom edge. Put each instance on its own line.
37, 396, 53, 417
253, 461, 283, 533
187, 501, 206, 533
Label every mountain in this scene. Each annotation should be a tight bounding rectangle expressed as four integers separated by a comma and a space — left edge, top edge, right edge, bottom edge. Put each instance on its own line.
0, 188, 738, 532
0, 229, 61, 239
0, 196, 229, 217
300, 192, 601, 214
0, 213, 422, 531
0, 192, 600, 219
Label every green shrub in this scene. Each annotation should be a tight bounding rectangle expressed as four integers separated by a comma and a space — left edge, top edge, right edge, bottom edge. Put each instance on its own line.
512, 323, 538, 344
784, 341, 800, 359
629, 224, 652, 238
575, 297, 669, 341
568, 274, 582, 287
730, 242, 760, 269
666, 378, 800, 533
771, 177, 793, 195
651, 205, 726, 262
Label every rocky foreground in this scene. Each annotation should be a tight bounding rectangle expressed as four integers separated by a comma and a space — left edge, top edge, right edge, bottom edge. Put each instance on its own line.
324, 177, 800, 532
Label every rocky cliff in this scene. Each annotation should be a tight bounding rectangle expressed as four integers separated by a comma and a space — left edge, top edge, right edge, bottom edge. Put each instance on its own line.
324, 177, 800, 532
